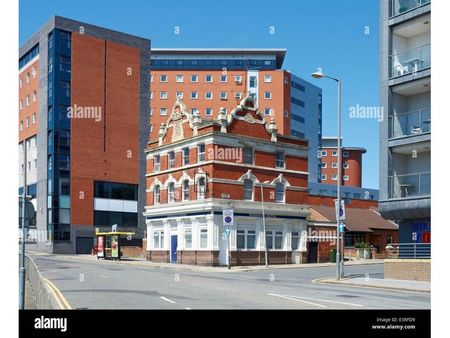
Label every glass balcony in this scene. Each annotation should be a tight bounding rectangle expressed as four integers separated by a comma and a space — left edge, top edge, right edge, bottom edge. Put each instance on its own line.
390, 44, 430, 78
389, 108, 430, 139
389, 172, 430, 199
391, 0, 430, 17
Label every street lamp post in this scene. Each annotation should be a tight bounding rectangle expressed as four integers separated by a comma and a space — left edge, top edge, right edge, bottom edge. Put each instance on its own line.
260, 180, 270, 268
19, 142, 27, 309
311, 70, 344, 280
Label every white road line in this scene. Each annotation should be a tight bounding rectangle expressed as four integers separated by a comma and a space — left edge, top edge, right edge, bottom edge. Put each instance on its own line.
287, 295, 364, 307
268, 293, 327, 308
160, 296, 176, 304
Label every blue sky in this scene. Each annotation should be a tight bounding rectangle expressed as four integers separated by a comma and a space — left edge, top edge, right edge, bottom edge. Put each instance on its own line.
19, 0, 380, 189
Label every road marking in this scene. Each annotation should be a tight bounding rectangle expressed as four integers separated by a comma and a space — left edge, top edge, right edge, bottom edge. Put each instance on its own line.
43, 277, 72, 309
185, 307, 192, 310
268, 293, 327, 308
287, 295, 364, 307
160, 296, 176, 304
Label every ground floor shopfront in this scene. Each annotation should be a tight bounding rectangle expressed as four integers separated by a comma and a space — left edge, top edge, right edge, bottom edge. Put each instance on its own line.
144, 199, 309, 266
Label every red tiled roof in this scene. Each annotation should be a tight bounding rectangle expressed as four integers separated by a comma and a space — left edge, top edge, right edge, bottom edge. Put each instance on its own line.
309, 206, 398, 232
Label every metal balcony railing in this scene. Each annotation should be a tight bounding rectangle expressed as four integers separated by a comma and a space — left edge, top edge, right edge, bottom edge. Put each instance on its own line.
391, 0, 430, 17
389, 172, 430, 199
390, 44, 430, 78
385, 243, 430, 259
389, 107, 431, 139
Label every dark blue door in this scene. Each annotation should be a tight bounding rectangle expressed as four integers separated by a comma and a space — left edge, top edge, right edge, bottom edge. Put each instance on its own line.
171, 235, 178, 263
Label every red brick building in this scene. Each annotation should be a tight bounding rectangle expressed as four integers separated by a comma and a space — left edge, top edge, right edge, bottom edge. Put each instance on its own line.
144, 96, 311, 266
307, 206, 398, 263
319, 137, 366, 187
19, 16, 151, 253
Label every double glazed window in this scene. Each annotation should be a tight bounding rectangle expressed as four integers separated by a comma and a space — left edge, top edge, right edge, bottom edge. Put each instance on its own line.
153, 230, 164, 249
197, 177, 206, 199
184, 229, 192, 249
182, 147, 190, 165
168, 151, 175, 168
237, 229, 256, 250
275, 183, 285, 203
168, 182, 175, 203
199, 228, 208, 248
198, 144, 206, 162
154, 185, 160, 205
275, 152, 285, 168
182, 180, 190, 201
153, 154, 160, 171
243, 179, 253, 200
266, 231, 283, 250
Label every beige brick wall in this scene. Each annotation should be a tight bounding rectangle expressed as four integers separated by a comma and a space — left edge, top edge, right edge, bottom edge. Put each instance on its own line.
384, 259, 430, 281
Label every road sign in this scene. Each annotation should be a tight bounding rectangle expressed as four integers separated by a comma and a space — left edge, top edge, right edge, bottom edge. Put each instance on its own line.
335, 199, 346, 221
339, 222, 345, 233
223, 208, 234, 226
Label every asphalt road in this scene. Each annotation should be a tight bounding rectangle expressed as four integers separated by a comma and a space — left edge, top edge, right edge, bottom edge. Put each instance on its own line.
29, 253, 430, 310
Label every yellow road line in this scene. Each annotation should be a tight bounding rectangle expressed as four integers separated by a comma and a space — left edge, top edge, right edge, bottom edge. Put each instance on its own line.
43, 277, 72, 309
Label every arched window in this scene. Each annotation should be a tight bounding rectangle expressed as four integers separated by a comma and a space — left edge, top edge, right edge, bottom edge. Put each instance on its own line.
168, 182, 175, 203
182, 180, 190, 201
198, 177, 206, 199
243, 179, 254, 200
275, 182, 285, 203
154, 185, 160, 205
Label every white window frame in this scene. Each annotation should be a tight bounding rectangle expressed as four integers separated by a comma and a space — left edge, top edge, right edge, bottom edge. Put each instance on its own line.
184, 228, 193, 249
160, 108, 167, 116
182, 180, 190, 201
321, 150, 327, 157
205, 75, 213, 83
176, 91, 183, 99
220, 92, 227, 100
205, 92, 213, 100
236, 229, 257, 250
191, 91, 198, 100
205, 108, 213, 116
264, 75, 272, 83
243, 179, 254, 201
343, 162, 349, 169
182, 147, 190, 165
332, 174, 338, 181
266, 230, 284, 250
168, 151, 175, 168
199, 228, 208, 249
249, 76, 257, 88
275, 183, 285, 203
26, 96, 30, 106
32, 112, 36, 124
150, 75, 153, 83
321, 174, 327, 180
264, 108, 272, 116
275, 151, 285, 168
197, 177, 206, 200
160, 91, 168, 99
32, 90, 37, 102
234, 75, 243, 83
150, 92, 154, 99
220, 75, 227, 83
153, 230, 165, 249
19, 78, 23, 88
19, 100, 24, 110
332, 162, 338, 168
175, 74, 184, 83
321, 162, 327, 168
190, 75, 198, 83
197, 144, 206, 162
160, 74, 168, 83
234, 92, 242, 99
264, 91, 272, 99
154, 185, 160, 205
343, 151, 349, 158
26, 117, 30, 128
153, 154, 160, 172
291, 231, 301, 251
343, 175, 349, 181
332, 150, 338, 156
168, 182, 175, 203
191, 108, 199, 115
19, 121, 23, 131
26, 73, 30, 83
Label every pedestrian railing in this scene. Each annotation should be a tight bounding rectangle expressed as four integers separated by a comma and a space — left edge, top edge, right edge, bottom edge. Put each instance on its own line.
24, 255, 59, 309
385, 243, 431, 259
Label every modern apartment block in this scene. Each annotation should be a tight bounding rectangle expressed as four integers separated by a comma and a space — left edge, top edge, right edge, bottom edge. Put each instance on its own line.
150, 49, 323, 183
379, 0, 431, 245
144, 96, 310, 266
19, 16, 151, 253
319, 137, 366, 187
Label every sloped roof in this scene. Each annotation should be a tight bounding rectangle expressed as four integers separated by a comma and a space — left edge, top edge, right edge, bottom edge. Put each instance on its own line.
309, 206, 398, 232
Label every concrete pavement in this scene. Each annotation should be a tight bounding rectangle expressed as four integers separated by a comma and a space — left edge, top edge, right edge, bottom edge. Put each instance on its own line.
315, 276, 430, 293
